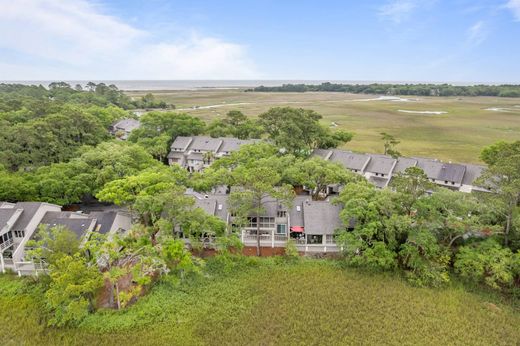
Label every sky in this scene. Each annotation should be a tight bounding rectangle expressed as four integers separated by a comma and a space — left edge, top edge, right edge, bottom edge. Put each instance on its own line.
0, 0, 519, 83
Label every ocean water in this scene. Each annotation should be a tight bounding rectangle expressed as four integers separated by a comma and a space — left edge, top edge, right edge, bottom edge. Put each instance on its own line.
0, 80, 456, 91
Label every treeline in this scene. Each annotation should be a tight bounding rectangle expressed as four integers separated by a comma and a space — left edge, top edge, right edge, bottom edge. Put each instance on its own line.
0, 82, 173, 112
248, 82, 520, 97
0, 82, 352, 205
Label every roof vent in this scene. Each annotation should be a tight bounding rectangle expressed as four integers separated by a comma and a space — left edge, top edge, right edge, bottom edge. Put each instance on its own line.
296, 206, 301, 212
204, 195, 209, 199
218, 204, 223, 210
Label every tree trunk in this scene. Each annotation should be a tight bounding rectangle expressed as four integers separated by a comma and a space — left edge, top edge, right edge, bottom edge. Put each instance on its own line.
115, 283, 121, 310
256, 209, 261, 257
505, 210, 512, 247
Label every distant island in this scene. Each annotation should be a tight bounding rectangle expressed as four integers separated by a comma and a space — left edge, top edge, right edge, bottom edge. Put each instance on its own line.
248, 82, 520, 97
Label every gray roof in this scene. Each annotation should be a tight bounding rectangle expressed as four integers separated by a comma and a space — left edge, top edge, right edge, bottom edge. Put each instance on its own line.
167, 151, 184, 160
311, 149, 332, 159
187, 152, 204, 160
186, 190, 229, 220
0, 208, 19, 231
113, 118, 140, 132
394, 157, 418, 173
170, 136, 193, 151
368, 176, 390, 189
438, 163, 466, 184
0, 202, 15, 209
289, 196, 308, 228
188, 136, 223, 152
415, 158, 444, 180
38, 211, 97, 239
329, 150, 370, 171
462, 164, 486, 185
89, 211, 118, 235
11, 202, 46, 231
302, 200, 343, 235
365, 154, 396, 175
219, 138, 259, 153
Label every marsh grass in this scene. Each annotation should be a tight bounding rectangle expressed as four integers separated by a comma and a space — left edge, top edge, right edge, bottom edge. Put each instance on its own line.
127, 90, 520, 163
1, 258, 519, 345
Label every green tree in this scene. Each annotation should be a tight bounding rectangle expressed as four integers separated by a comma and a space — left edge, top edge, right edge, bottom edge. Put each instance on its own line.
26, 225, 81, 267
45, 254, 103, 326
286, 157, 356, 200
258, 107, 352, 156
381, 132, 401, 158
478, 141, 520, 248
227, 157, 294, 256
390, 166, 434, 215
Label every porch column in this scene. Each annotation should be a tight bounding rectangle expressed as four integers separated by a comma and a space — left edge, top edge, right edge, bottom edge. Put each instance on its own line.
0, 252, 4, 274
241, 230, 245, 243
271, 230, 275, 248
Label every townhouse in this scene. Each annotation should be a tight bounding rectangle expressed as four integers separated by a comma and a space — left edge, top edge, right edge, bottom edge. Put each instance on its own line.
313, 148, 485, 193
0, 202, 131, 275
168, 136, 260, 172
186, 190, 345, 254
109, 118, 141, 140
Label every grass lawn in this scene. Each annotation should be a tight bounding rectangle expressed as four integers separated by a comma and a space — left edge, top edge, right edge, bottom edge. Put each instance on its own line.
127, 90, 520, 163
1, 258, 519, 345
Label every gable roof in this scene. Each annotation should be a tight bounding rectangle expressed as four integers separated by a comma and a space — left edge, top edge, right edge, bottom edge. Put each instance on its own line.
365, 154, 396, 175
39, 212, 97, 239
414, 158, 444, 180
302, 200, 343, 235
11, 202, 49, 231
113, 118, 140, 132
188, 136, 223, 152
329, 150, 370, 171
170, 136, 193, 151
219, 138, 259, 153
438, 163, 466, 184
393, 157, 418, 173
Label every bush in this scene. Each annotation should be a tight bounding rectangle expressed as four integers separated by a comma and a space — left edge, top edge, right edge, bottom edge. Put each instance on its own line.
454, 239, 517, 290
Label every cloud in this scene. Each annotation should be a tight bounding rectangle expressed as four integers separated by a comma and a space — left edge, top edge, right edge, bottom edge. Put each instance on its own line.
505, 0, 520, 21
467, 21, 488, 46
0, 0, 258, 80
378, 0, 437, 23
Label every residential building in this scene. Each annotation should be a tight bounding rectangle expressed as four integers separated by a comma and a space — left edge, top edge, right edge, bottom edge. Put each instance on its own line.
185, 191, 345, 254
168, 136, 259, 172
0, 202, 131, 275
313, 148, 485, 193
110, 118, 141, 140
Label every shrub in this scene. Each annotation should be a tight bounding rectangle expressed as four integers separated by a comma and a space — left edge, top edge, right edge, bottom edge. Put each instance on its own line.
454, 239, 517, 290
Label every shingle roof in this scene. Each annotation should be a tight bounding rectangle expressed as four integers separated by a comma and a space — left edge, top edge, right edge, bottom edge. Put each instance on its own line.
438, 163, 466, 184
393, 157, 418, 173
113, 118, 140, 132
89, 211, 118, 235
311, 149, 332, 159
188, 136, 223, 152
219, 138, 259, 153
0, 208, 20, 231
329, 150, 370, 171
302, 200, 343, 235
38, 211, 97, 239
415, 158, 444, 180
170, 136, 193, 151
462, 164, 486, 185
365, 154, 396, 175
368, 176, 390, 189
289, 196, 308, 227
11, 202, 46, 231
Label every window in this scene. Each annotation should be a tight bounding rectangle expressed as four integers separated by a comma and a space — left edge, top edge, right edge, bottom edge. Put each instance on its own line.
381, 174, 385, 177
14, 230, 25, 238
247, 217, 275, 229
276, 224, 287, 234
445, 180, 448, 184
452, 182, 455, 185
307, 234, 323, 244
277, 210, 287, 218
